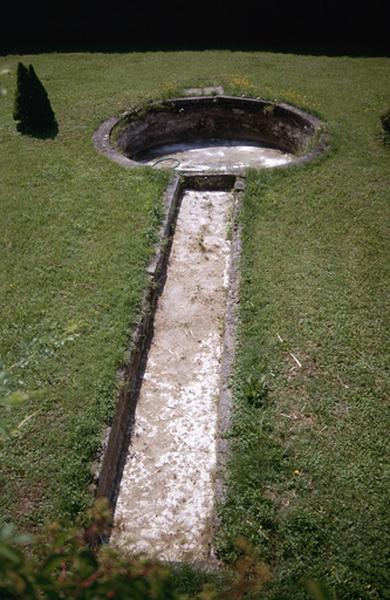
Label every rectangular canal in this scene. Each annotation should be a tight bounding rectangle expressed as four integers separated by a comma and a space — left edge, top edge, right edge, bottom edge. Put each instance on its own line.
112, 189, 233, 561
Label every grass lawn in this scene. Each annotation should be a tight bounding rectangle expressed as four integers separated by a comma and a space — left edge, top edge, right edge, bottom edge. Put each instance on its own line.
0, 50, 389, 598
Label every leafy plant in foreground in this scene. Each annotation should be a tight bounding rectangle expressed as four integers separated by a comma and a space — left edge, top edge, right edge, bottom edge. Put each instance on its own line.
0, 499, 175, 599
0, 500, 278, 599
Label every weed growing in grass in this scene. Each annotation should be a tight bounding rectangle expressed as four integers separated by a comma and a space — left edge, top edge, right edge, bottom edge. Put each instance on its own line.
143, 192, 165, 246
0, 362, 25, 448
278, 88, 320, 112
132, 79, 185, 113
241, 373, 269, 408
158, 78, 184, 101
224, 74, 256, 97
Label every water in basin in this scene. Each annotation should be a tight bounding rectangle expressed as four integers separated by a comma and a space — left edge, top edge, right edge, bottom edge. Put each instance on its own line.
137, 138, 294, 172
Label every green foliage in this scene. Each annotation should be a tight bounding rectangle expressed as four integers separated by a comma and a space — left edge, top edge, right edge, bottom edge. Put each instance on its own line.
0, 362, 32, 449
157, 79, 184, 101
241, 373, 268, 408
223, 74, 256, 97
0, 500, 177, 599
13, 62, 57, 135
0, 500, 276, 599
306, 580, 338, 600
12, 63, 29, 124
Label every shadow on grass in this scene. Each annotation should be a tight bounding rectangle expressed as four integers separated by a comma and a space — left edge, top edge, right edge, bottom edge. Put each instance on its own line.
16, 121, 59, 139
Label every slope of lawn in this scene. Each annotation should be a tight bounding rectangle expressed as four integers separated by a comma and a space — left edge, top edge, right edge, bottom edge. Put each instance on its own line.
216, 62, 390, 598
0, 50, 389, 597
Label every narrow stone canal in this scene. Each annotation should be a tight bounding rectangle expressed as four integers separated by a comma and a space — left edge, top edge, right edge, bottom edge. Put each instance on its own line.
112, 189, 232, 560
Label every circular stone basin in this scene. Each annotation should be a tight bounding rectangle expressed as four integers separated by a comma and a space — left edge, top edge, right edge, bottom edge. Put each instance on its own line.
95, 96, 327, 175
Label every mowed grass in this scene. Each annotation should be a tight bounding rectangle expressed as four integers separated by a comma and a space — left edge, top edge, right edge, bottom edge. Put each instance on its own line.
0, 50, 389, 597
216, 65, 390, 596
0, 54, 172, 527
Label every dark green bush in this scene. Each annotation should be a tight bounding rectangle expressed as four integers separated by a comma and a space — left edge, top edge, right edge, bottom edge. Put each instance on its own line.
381, 108, 390, 145
13, 62, 57, 135
12, 63, 30, 129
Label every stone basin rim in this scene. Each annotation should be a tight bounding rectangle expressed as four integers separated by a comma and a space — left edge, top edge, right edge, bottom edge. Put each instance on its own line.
93, 95, 329, 176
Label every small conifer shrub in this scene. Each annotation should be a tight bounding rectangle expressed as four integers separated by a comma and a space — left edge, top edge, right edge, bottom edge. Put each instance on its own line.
381, 108, 390, 146
13, 62, 57, 135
